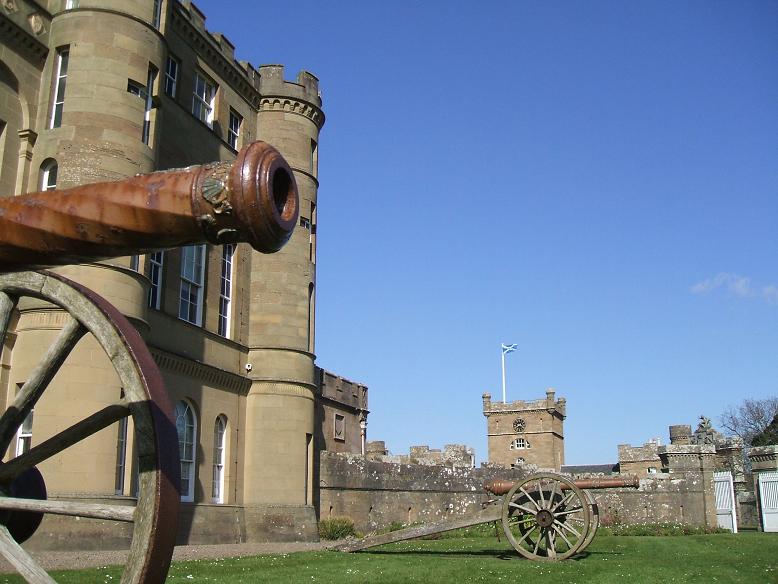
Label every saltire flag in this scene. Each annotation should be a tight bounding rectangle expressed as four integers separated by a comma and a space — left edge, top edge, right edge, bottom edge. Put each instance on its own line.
501, 343, 517, 354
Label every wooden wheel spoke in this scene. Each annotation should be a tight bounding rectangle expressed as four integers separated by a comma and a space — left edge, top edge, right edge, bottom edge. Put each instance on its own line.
508, 501, 538, 515
551, 490, 576, 512
0, 402, 129, 483
555, 505, 584, 517
547, 480, 560, 507
0, 496, 135, 522
554, 518, 583, 539
0, 524, 56, 583
537, 484, 547, 508
546, 530, 557, 557
516, 524, 538, 547
0, 292, 17, 343
533, 529, 543, 555
552, 524, 575, 550
0, 317, 86, 453
519, 486, 540, 510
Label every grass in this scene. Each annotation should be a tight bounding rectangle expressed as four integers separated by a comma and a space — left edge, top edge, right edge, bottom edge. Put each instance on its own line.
2, 532, 776, 583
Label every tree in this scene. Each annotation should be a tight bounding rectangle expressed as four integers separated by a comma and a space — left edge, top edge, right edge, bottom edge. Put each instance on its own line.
751, 413, 778, 447
720, 397, 778, 445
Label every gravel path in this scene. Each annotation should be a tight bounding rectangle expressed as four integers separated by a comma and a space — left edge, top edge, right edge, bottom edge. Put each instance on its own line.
0, 542, 332, 574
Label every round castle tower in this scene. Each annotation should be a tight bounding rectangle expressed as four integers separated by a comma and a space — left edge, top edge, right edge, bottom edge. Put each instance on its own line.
8, 1, 166, 495
242, 65, 324, 516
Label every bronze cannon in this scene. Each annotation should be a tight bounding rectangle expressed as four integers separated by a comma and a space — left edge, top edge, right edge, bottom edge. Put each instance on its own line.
0, 142, 297, 584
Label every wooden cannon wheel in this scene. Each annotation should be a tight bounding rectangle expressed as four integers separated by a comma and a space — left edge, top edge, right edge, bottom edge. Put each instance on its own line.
501, 473, 591, 561
0, 271, 179, 584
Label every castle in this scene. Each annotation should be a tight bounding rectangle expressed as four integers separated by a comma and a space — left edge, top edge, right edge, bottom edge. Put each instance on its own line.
0, 0, 367, 547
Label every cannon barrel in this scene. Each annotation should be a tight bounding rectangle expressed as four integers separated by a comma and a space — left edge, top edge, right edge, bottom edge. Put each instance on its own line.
0, 141, 298, 272
483, 475, 640, 496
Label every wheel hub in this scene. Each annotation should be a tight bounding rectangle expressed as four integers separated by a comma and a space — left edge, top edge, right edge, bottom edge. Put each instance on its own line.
536, 509, 554, 528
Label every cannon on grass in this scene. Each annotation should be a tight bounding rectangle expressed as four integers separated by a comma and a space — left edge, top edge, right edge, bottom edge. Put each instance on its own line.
335, 473, 639, 561
0, 142, 298, 584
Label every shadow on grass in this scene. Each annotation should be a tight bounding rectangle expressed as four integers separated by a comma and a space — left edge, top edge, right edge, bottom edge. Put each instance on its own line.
360, 548, 515, 560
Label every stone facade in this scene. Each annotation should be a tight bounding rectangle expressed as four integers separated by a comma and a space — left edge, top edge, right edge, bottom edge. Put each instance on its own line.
617, 440, 662, 477
482, 389, 565, 471
0, 0, 367, 548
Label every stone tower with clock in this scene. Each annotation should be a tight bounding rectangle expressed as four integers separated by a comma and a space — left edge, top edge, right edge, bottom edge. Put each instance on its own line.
482, 389, 566, 471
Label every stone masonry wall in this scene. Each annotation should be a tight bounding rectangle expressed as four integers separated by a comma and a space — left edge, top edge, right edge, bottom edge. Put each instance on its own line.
319, 452, 717, 533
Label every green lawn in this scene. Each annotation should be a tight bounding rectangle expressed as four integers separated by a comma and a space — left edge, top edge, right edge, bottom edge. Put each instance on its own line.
7, 533, 777, 583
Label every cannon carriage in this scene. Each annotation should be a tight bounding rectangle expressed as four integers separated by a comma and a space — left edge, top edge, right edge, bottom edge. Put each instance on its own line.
0, 141, 299, 583
335, 473, 639, 561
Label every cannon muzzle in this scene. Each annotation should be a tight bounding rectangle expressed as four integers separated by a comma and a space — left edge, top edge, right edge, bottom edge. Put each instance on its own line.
0, 141, 298, 271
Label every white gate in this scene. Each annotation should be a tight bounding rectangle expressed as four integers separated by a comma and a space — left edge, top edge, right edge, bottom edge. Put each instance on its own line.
713, 471, 737, 532
758, 471, 778, 533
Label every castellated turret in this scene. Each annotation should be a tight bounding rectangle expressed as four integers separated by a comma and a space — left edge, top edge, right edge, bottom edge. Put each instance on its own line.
242, 64, 325, 526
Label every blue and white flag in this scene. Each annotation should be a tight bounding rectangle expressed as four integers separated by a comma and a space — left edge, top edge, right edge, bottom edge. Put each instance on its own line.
501, 343, 518, 354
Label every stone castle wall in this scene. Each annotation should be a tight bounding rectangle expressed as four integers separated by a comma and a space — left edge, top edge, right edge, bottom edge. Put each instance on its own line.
319, 449, 718, 533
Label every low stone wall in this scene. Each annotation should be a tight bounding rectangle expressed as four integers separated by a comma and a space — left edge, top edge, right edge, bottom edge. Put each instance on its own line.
584, 474, 712, 526
319, 453, 718, 533
318, 452, 530, 532
26, 499, 320, 551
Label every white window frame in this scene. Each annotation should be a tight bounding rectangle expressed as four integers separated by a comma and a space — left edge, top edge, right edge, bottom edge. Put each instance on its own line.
218, 244, 234, 337
509, 438, 529, 450
227, 109, 242, 150
175, 400, 197, 502
164, 56, 179, 98
50, 48, 69, 129
15, 409, 33, 457
192, 72, 216, 128
211, 415, 227, 503
142, 67, 156, 145
179, 245, 205, 325
115, 415, 128, 495
40, 159, 58, 191
148, 251, 164, 309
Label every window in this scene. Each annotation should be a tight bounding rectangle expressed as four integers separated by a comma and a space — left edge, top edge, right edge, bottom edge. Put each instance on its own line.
175, 401, 197, 502
50, 48, 69, 128
65, 0, 78, 8
142, 67, 156, 144
509, 438, 530, 450
227, 109, 242, 150
309, 202, 317, 264
15, 409, 33, 457
115, 415, 128, 494
148, 251, 164, 309
334, 413, 345, 441
152, 0, 162, 28
40, 159, 58, 191
192, 72, 216, 127
212, 416, 226, 503
647, 467, 658, 474
218, 244, 234, 337
129, 255, 140, 272
164, 56, 179, 98
179, 245, 205, 325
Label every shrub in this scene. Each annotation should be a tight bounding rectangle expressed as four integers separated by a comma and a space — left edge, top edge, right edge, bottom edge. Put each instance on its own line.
319, 517, 358, 540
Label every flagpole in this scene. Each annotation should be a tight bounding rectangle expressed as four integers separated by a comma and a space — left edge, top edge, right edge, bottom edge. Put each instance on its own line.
501, 347, 507, 404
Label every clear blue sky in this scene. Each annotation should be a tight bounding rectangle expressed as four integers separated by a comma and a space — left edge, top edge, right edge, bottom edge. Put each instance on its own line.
195, 1, 778, 465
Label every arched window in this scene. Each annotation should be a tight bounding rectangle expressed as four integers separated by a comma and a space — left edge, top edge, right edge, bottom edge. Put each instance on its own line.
211, 415, 227, 503
40, 159, 58, 191
175, 400, 197, 502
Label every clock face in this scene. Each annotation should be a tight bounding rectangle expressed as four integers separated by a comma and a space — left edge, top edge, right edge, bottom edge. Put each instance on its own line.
513, 418, 525, 433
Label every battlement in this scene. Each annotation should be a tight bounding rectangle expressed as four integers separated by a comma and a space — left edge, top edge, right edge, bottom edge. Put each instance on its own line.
366, 442, 476, 468
258, 65, 322, 106
482, 389, 566, 417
